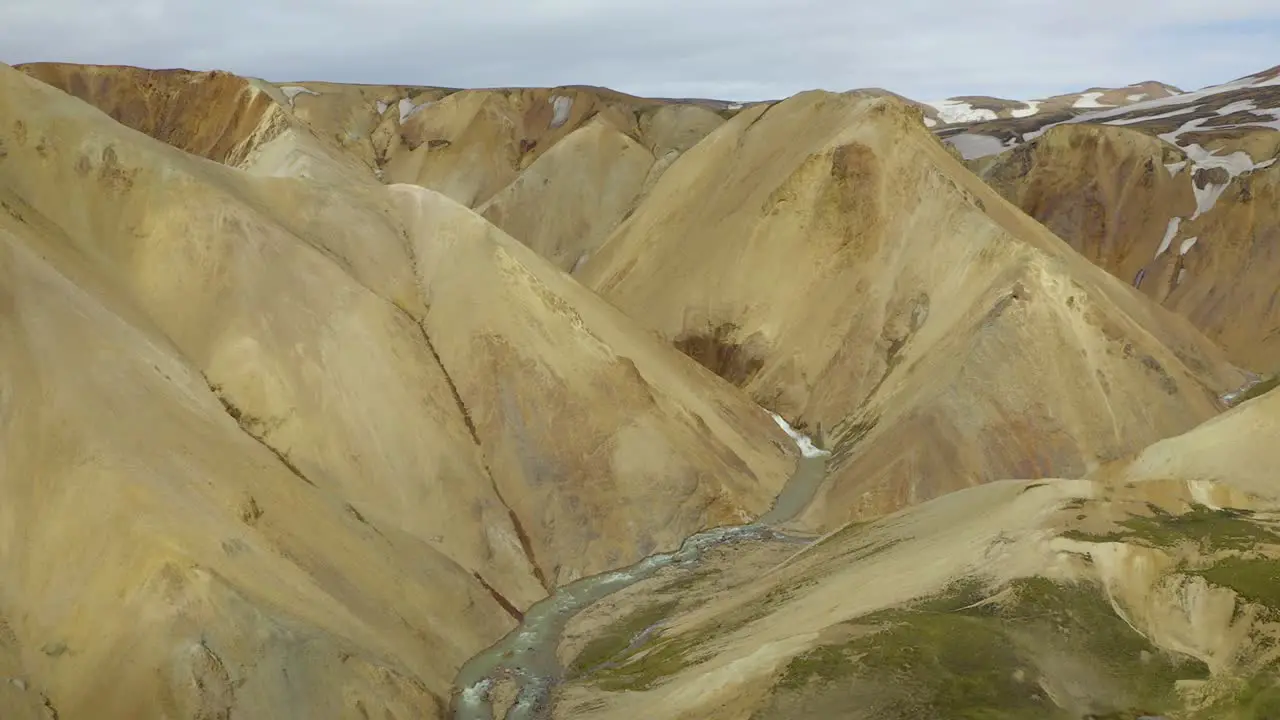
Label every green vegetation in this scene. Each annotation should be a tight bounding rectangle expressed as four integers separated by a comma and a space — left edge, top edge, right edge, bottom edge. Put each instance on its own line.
853, 612, 1051, 719
1196, 675, 1280, 719
585, 625, 709, 691
576, 574, 829, 691
1192, 558, 1280, 611
999, 577, 1208, 685
768, 577, 1208, 718
776, 643, 855, 690
1061, 504, 1277, 551
568, 600, 677, 678
572, 593, 770, 691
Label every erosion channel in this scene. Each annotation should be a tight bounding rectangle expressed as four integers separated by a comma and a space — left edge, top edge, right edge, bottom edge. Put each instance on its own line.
450, 413, 831, 719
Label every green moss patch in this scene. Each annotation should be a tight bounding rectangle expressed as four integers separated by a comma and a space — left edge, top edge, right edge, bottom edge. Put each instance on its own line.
1192, 558, 1280, 611
1196, 674, 1280, 719
1062, 504, 1277, 552
573, 600, 756, 691
766, 577, 1208, 719
776, 643, 856, 691
586, 627, 706, 691
568, 601, 677, 678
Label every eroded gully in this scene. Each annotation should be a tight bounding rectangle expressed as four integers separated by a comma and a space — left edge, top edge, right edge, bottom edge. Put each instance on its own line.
450, 413, 831, 720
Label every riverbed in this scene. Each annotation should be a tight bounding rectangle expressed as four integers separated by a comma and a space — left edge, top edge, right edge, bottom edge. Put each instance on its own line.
451, 414, 829, 720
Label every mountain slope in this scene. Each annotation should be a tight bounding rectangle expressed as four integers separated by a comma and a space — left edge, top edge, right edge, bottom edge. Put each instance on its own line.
0, 149, 511, 720
476, 117, 656, 272
972, 123, 1195, 281
17, 62, 382, 185
579, 90, 1246, 526
552, 391, 1280, 720
968, 67, 1280, 372
0, 61, 797, 716
920, 80, 1182, 130
395, 183, 795, 584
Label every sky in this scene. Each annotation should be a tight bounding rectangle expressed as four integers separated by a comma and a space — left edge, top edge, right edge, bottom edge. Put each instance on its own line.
2, 0, 1278, 101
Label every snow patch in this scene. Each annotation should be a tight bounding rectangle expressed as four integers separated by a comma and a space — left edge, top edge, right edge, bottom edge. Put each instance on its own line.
769, 412, 830, 458
924, 99, 998, 124
549, 95, 573, 129
1066, 71, 1280, 127
1251, 72, 1280, 89
1156, 115, 1269, 206
1192, 179, 1229, 219
923, 116, 937, 128
570, 252, 590, 274
1164, 161, 1187, 176
1217, 99, 1258, 115
376, 100, 389, 115
1155, 217, 1181, 258
1178, 142, 1260, 177
726, 102, 744, 111
1022, 128, 1050, 142
280, 85, 319, 107
1073, 91, 1113, 109
1126, 93, 1148, 102
1011, 100, 1041, 118
1188, 480, 1221, 509
1179, 236, 1198, 255
1103, 105, 1199, 126
946, 133, 1008, 160
1177, 268, 1188, 285
399, 97, 431, 124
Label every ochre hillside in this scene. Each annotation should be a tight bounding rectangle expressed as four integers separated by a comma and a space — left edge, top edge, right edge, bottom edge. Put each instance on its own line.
577, 89, 1245, 524
1, 58, 1278, 720
954, 67, 1280, 372
0, 62, 794, 718
552, 390, 1280, 719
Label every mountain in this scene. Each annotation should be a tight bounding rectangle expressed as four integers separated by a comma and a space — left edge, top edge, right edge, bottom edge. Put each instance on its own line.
957, 65, 1280, 373
1, 56, 1278, 720
919, 80, 1182, 129
0, 61, 795, 718
552, 389, 1280, 719
577, 89, 1245, 525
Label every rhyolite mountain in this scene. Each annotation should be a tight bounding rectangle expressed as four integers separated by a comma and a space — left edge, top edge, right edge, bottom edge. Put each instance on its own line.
1, 59, 1277, 719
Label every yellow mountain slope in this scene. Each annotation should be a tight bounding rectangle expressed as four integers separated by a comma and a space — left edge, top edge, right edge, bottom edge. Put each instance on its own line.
579, 90, 1246, 525
553, 390, 1280, 719
0, 62, 796, 716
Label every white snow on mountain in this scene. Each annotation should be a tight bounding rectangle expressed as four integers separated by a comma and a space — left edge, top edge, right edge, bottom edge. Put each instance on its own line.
925, 99, 998, 124
1073, 92, 1113, 109
1011, 100, 1041, 118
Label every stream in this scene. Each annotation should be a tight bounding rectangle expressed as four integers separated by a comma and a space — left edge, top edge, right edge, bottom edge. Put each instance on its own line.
450, 413, 830, 720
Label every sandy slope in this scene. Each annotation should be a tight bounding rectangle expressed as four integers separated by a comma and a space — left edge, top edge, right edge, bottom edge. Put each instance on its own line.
7, 58, 1280, 720
555, 391, 1280, 719
476, 118, 655, 272
394, 184, 794, 584
946, 67, 1280, 371
578, 89, 1245, 524
0, 61, 796, 716
1, 170, 509, 719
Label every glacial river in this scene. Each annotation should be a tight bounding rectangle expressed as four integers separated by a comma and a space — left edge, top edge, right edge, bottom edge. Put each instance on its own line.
451, 414, 830, 719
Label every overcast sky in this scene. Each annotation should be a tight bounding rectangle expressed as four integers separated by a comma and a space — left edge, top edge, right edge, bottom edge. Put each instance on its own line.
3, 0, 1277, 101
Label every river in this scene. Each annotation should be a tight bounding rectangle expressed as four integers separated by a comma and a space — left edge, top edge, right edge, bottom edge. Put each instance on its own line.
450, 413, 829, 719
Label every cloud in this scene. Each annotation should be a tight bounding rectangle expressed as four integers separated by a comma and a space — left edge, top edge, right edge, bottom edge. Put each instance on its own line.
2, 0, 1277, 101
